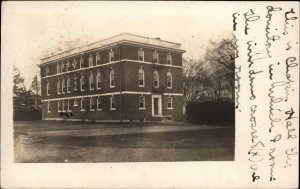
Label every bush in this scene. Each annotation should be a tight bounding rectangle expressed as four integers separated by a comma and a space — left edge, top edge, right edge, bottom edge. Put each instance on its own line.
13, 109, 42, 121
186, 102, 234, 126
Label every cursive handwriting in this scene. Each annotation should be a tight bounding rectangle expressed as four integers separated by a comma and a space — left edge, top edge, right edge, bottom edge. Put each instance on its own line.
283, 8, 298, 35
244, 9, 260, 35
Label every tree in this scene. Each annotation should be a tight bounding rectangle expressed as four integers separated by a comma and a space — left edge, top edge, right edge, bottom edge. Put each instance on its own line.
30, 75, 41, 95
182, 58, 211, 105
204, 35, 235, 101
13, 66, 26, 95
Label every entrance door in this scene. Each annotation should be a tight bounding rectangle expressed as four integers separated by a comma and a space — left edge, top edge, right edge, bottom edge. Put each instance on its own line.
152, 94, 162, 116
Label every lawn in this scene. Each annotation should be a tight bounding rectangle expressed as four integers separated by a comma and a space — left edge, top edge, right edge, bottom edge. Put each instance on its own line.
14, 121, 235, 162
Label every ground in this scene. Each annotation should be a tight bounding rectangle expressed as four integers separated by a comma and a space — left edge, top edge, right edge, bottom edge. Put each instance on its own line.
14, 121, 235, 163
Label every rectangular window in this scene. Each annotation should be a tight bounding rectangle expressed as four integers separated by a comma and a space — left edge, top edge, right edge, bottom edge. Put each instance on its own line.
109, 50, 114, 62
97, 97, 102, 110
90, 98, 95, 111
80, 76, 85, 91
167, 54, 172, 64
139, 96, 145, 109
57, 64, 60, 74
89, 55, 93, 67
62, 80, 66, 94
61, 63, 65, 72
47, 82, 50, 96
68, 100, 72, 112
167, 97, 173, 109
153, 51, 159, 63
81, 98, 85, 111
46, 67, 49, 76
138, 49, 144, 61
110, 70, 115, 88
47, 101, 51, 113
96, 53, 101, 65
58, 101, 61, 112
67, 78, 71, 93
74, 78, 77, 91
66, 61, 70, 71
110, 96, 116, 110
80, 58, 84, 68
57, 81, 61, 94
62, 100, 65, 112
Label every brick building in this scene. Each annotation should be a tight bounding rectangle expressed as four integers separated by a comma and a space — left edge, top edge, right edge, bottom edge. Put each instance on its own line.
40, 33, 185, 122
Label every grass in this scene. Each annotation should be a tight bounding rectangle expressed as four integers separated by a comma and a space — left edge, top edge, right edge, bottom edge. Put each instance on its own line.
14, 121, 235, 162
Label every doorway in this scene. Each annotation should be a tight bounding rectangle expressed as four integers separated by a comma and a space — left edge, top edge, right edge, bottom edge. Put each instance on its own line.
152, 94, 162, 116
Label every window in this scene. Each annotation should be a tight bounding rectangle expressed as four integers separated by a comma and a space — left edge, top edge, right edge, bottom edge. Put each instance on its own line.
110, 69, 115, 88
96, 71, 101, 89
80, 75, 85, 91
96, 53, 101, 65
66, 61, 70, 71
47, 81, 50, 96
97, 96, 102, 110
57, 63, 60, 74
89, 73, 94, 90
167, 71, 172, 89
62, 79, 66, 94
167, 96, 173, 109
110, 96, 116, 110
46, 66, 49, 76
62, 100, 66, 112
80, 98, 85, 111
153, 51, 159, 63
138, 68, 144, 87
72, 59, 77, 69
167, 53, 172, 64
67, 78, 71, 93
61, 62, 65, 72
139, 95, 145, 109
109, 50, 114, 62
138, 48, 144, 61
90, 97, 95, 111
89, 55, 93, 67
74, 98, 78, 107
47, 101, 51, 113
153, 70, 159, 88
57, 80, 61, 94
58, 101, 62, 112
67, 100, 72, 112
80, 57, 84, 68
74, 76, 77, 91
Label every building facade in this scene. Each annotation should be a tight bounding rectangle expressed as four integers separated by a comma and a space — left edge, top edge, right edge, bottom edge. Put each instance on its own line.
40, 33, 185, 122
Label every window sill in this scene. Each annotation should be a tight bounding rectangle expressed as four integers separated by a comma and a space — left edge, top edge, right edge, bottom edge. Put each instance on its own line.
80, 109, 86, 112
139, 85, 145, 87
97, 87, 101, 90
90, 109, 95, 111
167, 87, 172, 89
153, 86, 159, 88
167, 108, 173, 110
110, 86, 115, 88
139, 108, 146, 110
110, 108, 116, 110
96, 109, 102, 111
67, 91, 71, 93
47, 111, 51, 113
67, 110, 72, 112
90, 89, 94, 91
81, 90, 85, 92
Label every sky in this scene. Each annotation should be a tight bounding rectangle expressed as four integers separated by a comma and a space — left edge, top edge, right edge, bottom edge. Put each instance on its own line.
2, 1, 236, 88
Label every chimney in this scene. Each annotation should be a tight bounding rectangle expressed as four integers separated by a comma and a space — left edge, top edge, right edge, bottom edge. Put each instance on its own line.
155, 37, 161, 40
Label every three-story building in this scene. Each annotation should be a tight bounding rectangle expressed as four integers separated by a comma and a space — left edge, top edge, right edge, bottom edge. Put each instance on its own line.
40, 33, 185, 122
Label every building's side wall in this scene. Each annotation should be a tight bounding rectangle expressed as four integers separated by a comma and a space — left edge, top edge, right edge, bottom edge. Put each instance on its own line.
41, 42, 183, 121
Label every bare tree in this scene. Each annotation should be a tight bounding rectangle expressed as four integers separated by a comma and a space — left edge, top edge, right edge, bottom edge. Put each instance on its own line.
204, 35, 235, 101
183, 58, 210, 105
13, 66, 26, 95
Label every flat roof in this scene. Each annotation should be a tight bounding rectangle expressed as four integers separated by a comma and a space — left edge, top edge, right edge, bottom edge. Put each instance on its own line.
40, 33, 185, 64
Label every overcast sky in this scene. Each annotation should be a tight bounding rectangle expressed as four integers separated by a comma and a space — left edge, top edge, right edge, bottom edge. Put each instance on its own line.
3, 1, 236, 88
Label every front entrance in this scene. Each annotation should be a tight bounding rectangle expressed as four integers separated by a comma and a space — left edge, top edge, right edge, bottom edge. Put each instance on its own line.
152, 94, 162, 116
